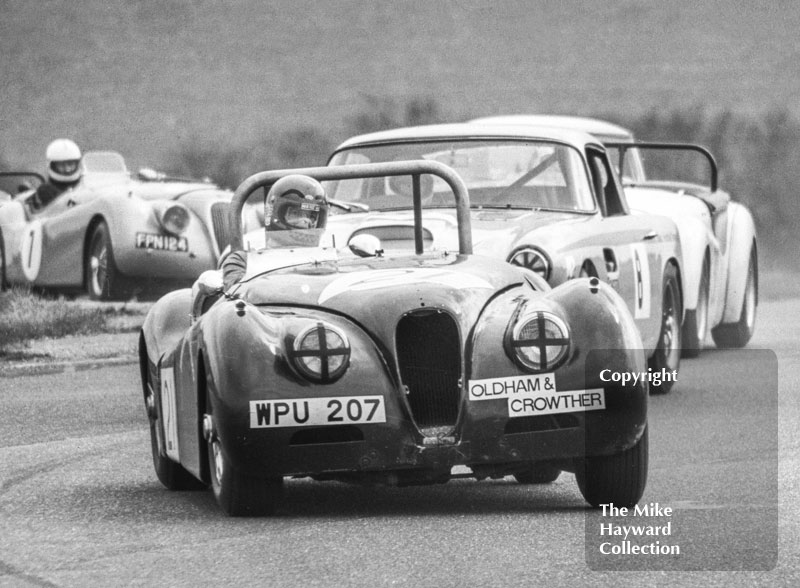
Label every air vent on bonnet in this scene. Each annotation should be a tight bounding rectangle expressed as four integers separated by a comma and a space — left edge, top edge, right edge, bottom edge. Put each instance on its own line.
396, 309, 461, 434
349, 225, 433, 251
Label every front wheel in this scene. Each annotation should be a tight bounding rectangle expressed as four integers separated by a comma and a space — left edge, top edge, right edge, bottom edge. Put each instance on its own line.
681, 256, 709, 358
712, 247, 757, 348
648, 264, 681, 394
206, 391, 283, 516
576, 427, 648, 508
86, 220, 127, 300
140, 337, 204, 491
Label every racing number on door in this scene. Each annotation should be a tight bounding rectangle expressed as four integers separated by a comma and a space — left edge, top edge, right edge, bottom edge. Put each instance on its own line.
20, 220, 44, 282
159, 367, 180, 461
630, 243, 651, 319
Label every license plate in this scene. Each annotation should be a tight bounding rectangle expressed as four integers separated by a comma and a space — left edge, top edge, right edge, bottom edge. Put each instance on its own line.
249, 396, 386, 428
135, 232, 188, 252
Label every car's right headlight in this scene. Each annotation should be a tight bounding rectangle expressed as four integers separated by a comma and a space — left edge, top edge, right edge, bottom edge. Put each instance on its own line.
154, 202, 191, 236
289, 322, 351, 382
508, 246, 551, 281
506, 310, 570, 372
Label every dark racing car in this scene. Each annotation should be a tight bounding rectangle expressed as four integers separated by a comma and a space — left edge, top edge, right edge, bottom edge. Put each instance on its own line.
139, 160, 649, 516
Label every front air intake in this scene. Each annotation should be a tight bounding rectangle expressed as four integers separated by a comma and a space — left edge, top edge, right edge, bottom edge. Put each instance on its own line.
396, 310, 461, 431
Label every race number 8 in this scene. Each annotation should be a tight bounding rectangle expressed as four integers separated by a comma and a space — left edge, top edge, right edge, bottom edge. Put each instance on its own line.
20, 220, 44, 282
630, 243, 651, 319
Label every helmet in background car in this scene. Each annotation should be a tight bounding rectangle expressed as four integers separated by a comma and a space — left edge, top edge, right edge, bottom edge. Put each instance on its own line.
46, 139, 83, 184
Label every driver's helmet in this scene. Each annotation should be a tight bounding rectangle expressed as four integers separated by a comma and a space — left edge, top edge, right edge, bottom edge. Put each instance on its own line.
266, 175, 328, 231
46, 139, 83, 184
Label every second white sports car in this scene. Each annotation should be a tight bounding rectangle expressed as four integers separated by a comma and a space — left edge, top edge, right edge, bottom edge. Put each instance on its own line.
473, 115, 758, 356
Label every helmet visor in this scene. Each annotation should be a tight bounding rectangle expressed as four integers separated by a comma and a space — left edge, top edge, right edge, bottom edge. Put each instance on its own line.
51, 160, 81, 176
284, 203, 320, 229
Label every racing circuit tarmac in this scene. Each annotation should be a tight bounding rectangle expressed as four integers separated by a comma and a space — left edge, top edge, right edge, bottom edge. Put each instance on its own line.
0, 297, 797, 587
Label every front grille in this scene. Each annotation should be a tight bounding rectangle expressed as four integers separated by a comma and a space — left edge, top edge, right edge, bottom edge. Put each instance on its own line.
290, 426, 363, 445
396, 310, 461, 430
210, 202, 231, 252
504, 413, 579, 435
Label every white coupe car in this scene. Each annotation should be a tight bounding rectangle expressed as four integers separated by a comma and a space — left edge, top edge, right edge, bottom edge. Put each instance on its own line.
473, 115, 758, 357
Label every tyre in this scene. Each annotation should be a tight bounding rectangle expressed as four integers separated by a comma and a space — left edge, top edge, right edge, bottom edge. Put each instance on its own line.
681, 256, 709, 359
576, 427, 648, 508
206, 390, 283, 516
648, 263, 681, 394
86, 220, 127, 300
514, 463, 561, 484
712, 247, 757, 348
139, 336, 204, 491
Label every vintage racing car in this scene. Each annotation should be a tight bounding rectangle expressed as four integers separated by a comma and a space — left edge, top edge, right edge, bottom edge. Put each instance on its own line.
0, 151, 234, 299
473, 115, 758, 355
139, 160, 649, 516
324, 123, 684, 392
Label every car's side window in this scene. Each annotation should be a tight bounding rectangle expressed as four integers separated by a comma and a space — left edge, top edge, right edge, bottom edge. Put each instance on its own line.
587, 148, 627, 217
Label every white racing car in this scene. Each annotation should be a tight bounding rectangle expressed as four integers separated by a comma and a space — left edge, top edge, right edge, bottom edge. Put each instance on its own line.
473, 116, 758, 357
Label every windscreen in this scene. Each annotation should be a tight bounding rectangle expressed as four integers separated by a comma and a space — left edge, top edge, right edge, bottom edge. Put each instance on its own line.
327, 140, 595, 213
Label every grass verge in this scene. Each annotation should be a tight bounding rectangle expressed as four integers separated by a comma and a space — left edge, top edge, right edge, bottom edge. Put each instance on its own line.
0, 287, 148, 354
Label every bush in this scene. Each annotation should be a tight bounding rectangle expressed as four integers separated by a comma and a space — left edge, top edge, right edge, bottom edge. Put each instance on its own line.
0, 288, 121, 350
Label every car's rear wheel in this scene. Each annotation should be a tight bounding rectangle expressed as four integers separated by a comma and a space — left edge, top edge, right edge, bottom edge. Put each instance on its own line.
140, 336, 204, 491
514, 463, 561, 484
712, 247, 757, 348
206, 391, 283, 516
648, 263, 681, 394
681, 256, 709, 358
576, 426, 648, 508
86, 220, 126, 300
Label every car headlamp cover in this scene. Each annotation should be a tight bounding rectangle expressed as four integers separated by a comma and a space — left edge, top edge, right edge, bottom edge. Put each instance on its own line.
508, 246, 551, 281
507, 310, 570, 372
290, 322, 351, 382
159, 203, 191, 236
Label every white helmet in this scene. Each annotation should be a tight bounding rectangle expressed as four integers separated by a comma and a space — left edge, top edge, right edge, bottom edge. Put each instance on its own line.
46, 139, 82, 184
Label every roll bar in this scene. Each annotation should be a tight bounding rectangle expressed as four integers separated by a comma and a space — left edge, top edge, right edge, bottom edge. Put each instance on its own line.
605, 141, 718, 192
228, 160, 472, 254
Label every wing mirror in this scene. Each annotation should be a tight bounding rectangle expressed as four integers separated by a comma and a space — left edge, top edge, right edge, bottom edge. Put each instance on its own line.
348, 233, 383, 258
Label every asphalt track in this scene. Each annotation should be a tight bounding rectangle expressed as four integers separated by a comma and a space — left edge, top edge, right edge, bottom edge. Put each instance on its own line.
0, 298, 797, 587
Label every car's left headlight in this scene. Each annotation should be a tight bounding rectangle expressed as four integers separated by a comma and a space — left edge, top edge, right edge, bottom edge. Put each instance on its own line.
506, 310, 570, 372
290, 322, 351, 382
155, 202, 191, 236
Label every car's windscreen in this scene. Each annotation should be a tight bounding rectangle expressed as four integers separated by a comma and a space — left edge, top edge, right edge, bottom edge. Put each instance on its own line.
602, 144, 647, 183
326, 140, 595, 213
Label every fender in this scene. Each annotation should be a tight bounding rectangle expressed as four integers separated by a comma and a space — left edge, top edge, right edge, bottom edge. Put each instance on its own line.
672, 215, 716, 313
0, 200, 29, 285
84, 195, 219, 280
721, 203, 757, 323
141, 288, 194, 366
